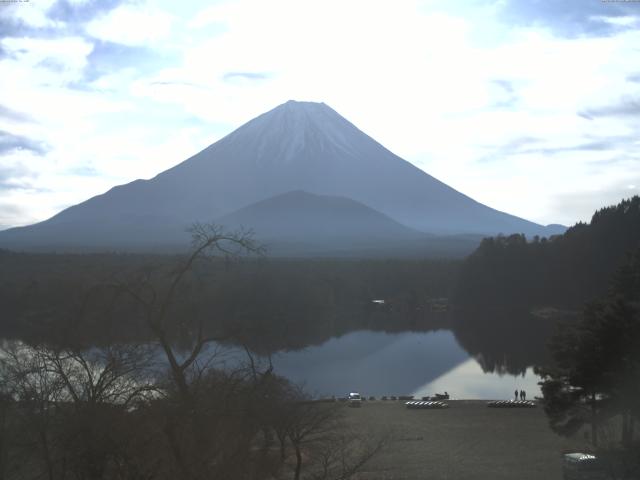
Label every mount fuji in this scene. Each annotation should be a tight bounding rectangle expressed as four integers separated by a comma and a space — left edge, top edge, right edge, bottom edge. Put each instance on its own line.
0, 100, 563, 255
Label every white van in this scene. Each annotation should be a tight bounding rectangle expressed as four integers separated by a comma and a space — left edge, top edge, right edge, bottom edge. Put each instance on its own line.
348, 392, 362, 407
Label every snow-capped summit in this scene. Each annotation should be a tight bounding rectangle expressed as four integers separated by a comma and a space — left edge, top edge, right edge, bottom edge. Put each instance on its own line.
219, 100, 361, 164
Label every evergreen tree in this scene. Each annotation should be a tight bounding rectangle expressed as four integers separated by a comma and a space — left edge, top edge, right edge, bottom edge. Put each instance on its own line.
456, 195, 640, 310
537, 248, 640, 451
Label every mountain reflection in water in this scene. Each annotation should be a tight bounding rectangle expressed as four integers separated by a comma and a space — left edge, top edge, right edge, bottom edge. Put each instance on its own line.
413, 359, 540, 400
269, 330, 541, 399
1, 301, 554, 400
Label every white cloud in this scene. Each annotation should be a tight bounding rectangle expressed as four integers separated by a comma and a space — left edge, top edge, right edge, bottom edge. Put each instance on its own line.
590, 15, 639, 27
85, 3, 174, 46
0, 0, 61, 29
188, 2, 234, 30
0, 36, 93, 86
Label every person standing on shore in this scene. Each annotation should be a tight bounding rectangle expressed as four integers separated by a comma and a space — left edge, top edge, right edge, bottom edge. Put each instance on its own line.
514, 389, 518, 400
522, 390, 526, 401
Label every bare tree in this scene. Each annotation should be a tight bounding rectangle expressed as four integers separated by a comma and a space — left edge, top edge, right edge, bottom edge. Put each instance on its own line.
0, 224, 385, 480
275, 389, 386, 480
0, 341, 159, 480
43, 344, 157, 407
115, 224, 262, 402
0, 343, 67, 480
307, 429, 386, 480
110, 224, 266, 479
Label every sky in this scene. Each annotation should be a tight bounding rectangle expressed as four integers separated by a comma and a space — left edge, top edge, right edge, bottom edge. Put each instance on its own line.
1, 0, 639, 230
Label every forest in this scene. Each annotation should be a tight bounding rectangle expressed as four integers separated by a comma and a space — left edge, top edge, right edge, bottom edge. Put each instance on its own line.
453, 197, 640, 475
0, 248, 458, 351
450, 196, 640, 376
455, 196, 640, 309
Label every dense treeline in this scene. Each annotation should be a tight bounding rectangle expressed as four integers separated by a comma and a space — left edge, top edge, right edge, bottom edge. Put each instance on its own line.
455, 196, 640, 309
0, 248, 459, 352
449, 196, 640, 375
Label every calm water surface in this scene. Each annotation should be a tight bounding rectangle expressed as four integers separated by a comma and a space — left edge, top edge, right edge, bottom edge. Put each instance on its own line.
2, 329, 542, 401
269, 330, 541, 399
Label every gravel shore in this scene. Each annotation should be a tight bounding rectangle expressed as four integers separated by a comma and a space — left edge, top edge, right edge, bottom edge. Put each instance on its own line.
344, 399, 590, 480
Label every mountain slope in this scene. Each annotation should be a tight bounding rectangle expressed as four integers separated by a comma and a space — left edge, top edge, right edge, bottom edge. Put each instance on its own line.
216, 190, 431, 256
0, 100, 560, 252
217, 190, 425, 241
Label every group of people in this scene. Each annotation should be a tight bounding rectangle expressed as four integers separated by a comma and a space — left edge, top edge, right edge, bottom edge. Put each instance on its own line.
514, 389, 527, 401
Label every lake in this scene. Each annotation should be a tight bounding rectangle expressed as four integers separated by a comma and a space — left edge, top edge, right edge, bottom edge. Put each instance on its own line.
1, 320, 546, 401
267, 329, 541, 400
